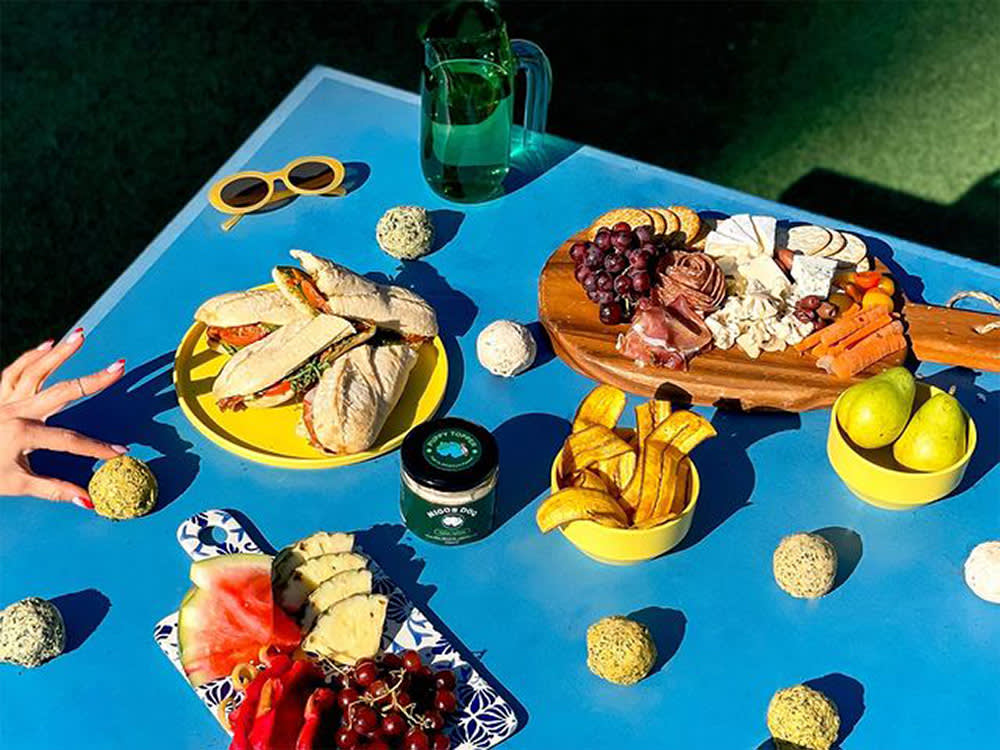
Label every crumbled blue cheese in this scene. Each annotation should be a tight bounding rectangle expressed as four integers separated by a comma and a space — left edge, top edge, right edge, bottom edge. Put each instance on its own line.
791, 254, 838, 300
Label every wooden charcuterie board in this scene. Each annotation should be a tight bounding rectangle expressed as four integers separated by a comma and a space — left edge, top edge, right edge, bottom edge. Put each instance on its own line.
538, 229, 1000, 412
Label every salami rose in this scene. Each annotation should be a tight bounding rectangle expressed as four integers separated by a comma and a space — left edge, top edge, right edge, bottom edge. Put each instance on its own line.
656, 251, 727, 313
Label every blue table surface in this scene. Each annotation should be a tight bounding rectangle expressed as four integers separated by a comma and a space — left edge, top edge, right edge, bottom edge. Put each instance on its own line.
1, 67, 997, 750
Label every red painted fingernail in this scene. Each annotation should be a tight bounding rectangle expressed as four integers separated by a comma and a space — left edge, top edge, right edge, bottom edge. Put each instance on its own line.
36, 339, 55, 351
72, 496, 94, 510
66, 328, 84, 345
105, 359, 125, 374
111, 444, 129, 454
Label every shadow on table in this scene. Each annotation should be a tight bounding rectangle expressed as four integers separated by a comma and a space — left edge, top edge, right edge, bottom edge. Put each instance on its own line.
50, 588, 111, 654
755, 672, 865, 750
813, 527, 862, 593
523, 321, 556, 372
781, 168, 1000, 268
30, 351, 199, 513
429, 209, 465, 255
628, 606, 686, 677
675, 410, 801, 552
493, 413, 571, 531
369, 261, 478, 416
502, 131, 581, 196
357, 523, 531, 740
922, 366, 999, 495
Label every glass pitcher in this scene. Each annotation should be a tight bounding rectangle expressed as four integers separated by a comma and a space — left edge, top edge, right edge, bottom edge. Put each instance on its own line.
420, 0, 551, 203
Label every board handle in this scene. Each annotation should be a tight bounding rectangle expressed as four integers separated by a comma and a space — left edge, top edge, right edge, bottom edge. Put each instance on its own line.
176, 509, 264, 561
904, 303, 1000, 372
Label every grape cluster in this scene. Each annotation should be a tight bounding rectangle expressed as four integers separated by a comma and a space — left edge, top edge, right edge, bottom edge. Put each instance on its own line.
331, 651, 458, 750
569, 222, 669, 325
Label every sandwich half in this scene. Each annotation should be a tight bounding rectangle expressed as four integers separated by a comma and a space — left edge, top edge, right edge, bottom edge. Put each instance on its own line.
212, 314, 374, 411
272, 250, 438, 341
301, 342, 419, 453
195, 288, 308, 353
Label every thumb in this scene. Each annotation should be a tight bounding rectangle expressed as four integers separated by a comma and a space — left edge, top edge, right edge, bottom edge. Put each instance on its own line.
19, 474, 94, 510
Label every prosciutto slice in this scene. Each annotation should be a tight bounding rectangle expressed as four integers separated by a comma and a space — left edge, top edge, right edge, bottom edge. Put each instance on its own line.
617, 296, 713, 370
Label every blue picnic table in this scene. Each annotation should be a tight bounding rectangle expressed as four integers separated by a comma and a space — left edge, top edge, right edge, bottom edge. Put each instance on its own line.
1, 66, 997, 750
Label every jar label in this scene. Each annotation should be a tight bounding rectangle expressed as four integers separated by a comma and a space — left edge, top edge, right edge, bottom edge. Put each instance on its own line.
423, 427, 482, 472
400, 484, 495, 545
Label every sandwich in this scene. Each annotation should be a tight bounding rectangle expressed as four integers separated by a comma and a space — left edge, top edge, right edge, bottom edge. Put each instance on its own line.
195, 288, 308, 353
272, 250, 438, 341
300, 341, 419, 453
212, 314, 374, 411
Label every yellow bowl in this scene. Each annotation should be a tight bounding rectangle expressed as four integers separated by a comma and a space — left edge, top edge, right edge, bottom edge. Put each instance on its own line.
827, 383, 977, 510
548, 429, 699, 565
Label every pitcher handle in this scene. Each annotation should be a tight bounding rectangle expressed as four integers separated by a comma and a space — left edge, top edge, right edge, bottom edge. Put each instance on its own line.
511, 39, 552, 151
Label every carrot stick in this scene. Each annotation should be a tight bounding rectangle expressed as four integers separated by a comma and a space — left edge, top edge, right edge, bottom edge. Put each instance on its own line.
794, 305, 864, 353
825, 321, 906, 378
817, 312, 893, 358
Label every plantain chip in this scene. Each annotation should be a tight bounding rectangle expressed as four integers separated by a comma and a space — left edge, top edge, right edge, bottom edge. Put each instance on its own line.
572, 384, 627, 433
536, 488, 629, 533
571, 468, 613, 493
649, 410, 717, 455
635, 402, 655, 449
593, 450, 638, 496
632, 513, 681, 530
560, 425, 635, 478
631, 444, 684, 524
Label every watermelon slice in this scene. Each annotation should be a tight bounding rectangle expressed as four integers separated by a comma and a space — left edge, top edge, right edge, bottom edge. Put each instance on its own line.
178, 553, 301, 687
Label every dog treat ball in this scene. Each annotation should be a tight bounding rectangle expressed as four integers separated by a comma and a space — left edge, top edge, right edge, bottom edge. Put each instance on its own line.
375, 206, 434, 260
767, 684, 840, 750
476, 320, 537, 377
0, 597, 66, 668
586, 615, 657, 686
773, 532, 838, 599
964, 541, 1000, 604
89, 455, 158, 520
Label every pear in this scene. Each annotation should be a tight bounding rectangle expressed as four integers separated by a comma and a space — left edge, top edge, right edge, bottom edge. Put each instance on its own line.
838, 367, 915, 449
893, 390, 967, 471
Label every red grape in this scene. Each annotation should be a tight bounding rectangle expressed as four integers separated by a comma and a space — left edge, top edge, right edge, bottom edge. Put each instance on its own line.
604, 253, 627, 274
613, 275, 632, 295
434, 670, 456, 691
584, 246, 604, 269
611, 221, 631, 233
600, 302, 624, 325
368, 742, 391, 750
431, 734, 451, 750
630, 270, 652, 294
354, 659, 378, 688
336, 728, 360, 749
424, 709, 445, 731
630, 250, 652, 270
634, 225, 653, 243
593, 229, 612, 251
380, 652, 403, 670
574, 264, 592, 285
402, 650, 423, 673
640, 241, 657, 255
395, 690, 414, 708
569, 241, 588, 264
595, 289, 614, 305
337, 688, 361, 711
434, 690, 458, 713
404, 728, 430, 750
594, 272, 613, 291
352, 705, 379, 735
610, 230, 631, 251
381, 712, 407, 737
368, 678, 391, 705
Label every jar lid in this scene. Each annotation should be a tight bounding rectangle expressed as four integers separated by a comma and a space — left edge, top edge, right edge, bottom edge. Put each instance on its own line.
401, 417, 498, 492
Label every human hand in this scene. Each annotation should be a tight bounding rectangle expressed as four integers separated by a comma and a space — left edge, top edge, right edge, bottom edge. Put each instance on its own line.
0, 328, 128, 508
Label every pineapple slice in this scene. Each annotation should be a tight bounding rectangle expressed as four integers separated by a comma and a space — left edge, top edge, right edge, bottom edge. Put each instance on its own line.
272, 532, 355, 592
278, 551, 367, 613
302, 569, 374, 631
302, 594, 389, 665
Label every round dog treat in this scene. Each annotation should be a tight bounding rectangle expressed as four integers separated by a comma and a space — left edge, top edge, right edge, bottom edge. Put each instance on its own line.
476, 320, 536, 377
767, 684, 840, 750
773, 533, 838, 599
586, 615, 657, 686
375, 206, 435, 260
964, 541, 1000, 604
89, 455, 158, 520
0, 597, 66, 668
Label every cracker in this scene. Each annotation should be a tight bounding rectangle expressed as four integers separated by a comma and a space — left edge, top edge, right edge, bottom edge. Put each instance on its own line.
653, 207, 681, 234
786, 225, 831, 255
643, 208, 669, 235
669, 205, 703, 245
689, 216, 714, 250
837, 231, 869, 264
818, 228, 847, 258
592, 208, 654, 232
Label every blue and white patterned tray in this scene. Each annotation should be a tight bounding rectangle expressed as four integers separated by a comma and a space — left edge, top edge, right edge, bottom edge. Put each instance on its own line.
154, 509, 519, 750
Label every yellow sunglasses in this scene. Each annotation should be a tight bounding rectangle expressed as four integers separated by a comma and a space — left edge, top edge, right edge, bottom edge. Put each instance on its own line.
208, 156, 346, 230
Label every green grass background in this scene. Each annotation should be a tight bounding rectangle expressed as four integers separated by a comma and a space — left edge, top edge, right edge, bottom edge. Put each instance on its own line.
2, 0, 998, 363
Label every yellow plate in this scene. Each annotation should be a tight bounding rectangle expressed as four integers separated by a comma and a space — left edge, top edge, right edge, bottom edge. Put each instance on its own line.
173, 321, 448, 469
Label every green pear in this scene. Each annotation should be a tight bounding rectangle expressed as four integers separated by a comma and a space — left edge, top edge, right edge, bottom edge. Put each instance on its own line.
893, 390, 967, 471
838, 367, 915, 449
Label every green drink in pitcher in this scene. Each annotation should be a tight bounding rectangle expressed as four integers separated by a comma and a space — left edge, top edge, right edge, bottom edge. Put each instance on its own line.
420, 1, 551, 203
